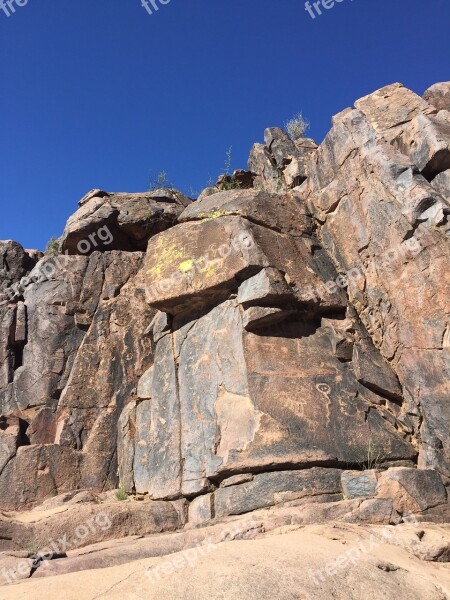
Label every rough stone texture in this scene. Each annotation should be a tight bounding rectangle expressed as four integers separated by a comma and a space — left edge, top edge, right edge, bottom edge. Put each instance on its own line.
393, 113, 450, 180
213, 469, 342, 517
178, 188, 313, 233
0, 241, 39, 302
305, 86, 450, 478
220, 473, 254, 488
131, 136, 450, 507
352, 342, 402, 401
145, 191, 346, 315
4, 522, 450, 599
0, 445, 81, 511
376, 468, 447, 515
424, 82, 450, 112
248, 128, 318, 192
0, 245, 155, 509
354, 82, 436, 141
237, 267, 293, 308
120, 293, 417, 501
188, 494, 214, 524
242, 305, 292, 331
1, 82, 450, 561
0, 416, 21, 474
0, 497, 185, 554
341, 470, 378, 499
0, 242, 40, 416
61, 188, 191, 254
248, 143, 281, 193
431, 169, 450, 198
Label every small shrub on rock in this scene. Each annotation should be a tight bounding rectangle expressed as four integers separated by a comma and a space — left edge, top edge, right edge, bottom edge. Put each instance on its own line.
285, 112, 310, 141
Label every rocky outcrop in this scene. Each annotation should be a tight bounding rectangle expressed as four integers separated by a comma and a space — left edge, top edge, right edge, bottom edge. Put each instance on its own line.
0, 190, 192, 509
0, 248, 155, 509
0, 242, 40, 439
61, 188, 191, 254
129, 181, 425, 505
305, 82, 450, 477
248, 127, 318, 192
423, 81, 450, 112
0, 82, 449, 597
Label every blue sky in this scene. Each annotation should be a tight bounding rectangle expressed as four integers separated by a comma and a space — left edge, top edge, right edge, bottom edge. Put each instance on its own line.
0, 0, 449, 250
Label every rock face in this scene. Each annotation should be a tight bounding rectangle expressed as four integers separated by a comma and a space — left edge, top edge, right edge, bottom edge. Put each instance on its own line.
0, 81, 450, 598
305, 82, 450, 477
0, 250, 156, 510
0, 82, 449, 557
0, 190, 191, 510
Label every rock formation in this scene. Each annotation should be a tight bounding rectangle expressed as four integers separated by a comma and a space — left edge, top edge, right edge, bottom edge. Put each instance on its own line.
0, 81, 449, 597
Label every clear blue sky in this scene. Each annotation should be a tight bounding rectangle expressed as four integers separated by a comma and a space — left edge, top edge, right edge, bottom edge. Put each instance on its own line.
1, 0, 449, 250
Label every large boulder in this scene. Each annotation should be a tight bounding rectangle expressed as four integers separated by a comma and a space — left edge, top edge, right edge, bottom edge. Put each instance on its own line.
423, 81, 450, 112
61, 189, 192, 254
119, 298, 416, 500
144, 189, 344, 315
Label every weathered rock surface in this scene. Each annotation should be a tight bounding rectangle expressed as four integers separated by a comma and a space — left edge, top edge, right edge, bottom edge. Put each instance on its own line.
393, 112, 450, 180
248, 127, 318, 192
3, 520, 450, 599
61, 188, 191, 254
120, 85, 449, 523
305, 82, 450, 477
432, 169, 450, 198
1, 81, 450, 599
353, 82, 436, 141
0, 495, 185, 554
341, 470, 378, 499
424, 82, 450, 112
144, 189, 345, 314
376, 467, 447, 515
0, 241, 39, 302
0, 246, 155, 509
